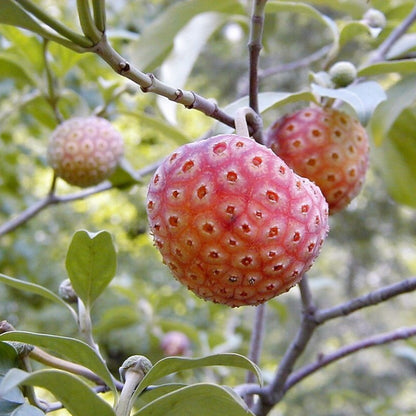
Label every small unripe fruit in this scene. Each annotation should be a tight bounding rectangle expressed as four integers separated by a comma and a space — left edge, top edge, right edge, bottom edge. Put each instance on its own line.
363, 8, 387, 29
160, 331, 190, 356
47, 116, 124, 187
265, 107, 369, 213
329, 61, 357, 87
147, 135, 329, 307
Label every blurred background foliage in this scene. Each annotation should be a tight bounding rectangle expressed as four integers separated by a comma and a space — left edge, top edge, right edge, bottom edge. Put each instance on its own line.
1, 0, 416, 415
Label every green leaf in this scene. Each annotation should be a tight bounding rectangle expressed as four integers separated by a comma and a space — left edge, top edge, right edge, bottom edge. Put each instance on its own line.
134, 383, 254, 416
339, 21, 377, 47
370, 75, 416, 145
134, 384, 186, 411
374, 108, 416, 208
0, 342, 24, 414
120, 111, 190, 145
9, 403, 45, 415
157, 12, 228, 124
311, 81, 386, 125
109, 158, 141, 189
0, 331, 116, 393
0, 0, 48, 34
0, 369, 115, 416
130, 0, 245, 72
0, 53, 37, 86
65, 230, 117, 307
385, 34, 416, 60
358, 59, 416, 77
214, 91, 316, 135
0, 273, 77, 322
135, 353, 263, 398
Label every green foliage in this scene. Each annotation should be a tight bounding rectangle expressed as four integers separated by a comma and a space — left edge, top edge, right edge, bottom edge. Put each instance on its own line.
1, 0, 416, 415
65, 230, 117, 308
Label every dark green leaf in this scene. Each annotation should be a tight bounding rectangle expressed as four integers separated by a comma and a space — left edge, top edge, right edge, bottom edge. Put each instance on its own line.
0, 274, 77, 322
0, 332, 116, 393
0, 1, 48, 34
109, 158, 141, 189
134, 383, 254, 416
0, 369, 115, 416
65, 230, 117, 307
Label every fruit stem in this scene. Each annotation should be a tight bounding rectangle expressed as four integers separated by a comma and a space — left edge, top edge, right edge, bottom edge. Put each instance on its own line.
235, 107, 264, 142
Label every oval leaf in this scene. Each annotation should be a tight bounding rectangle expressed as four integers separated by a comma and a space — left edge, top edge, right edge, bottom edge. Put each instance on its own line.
65, 230, 117, 307
0, 369, 115, 416
0, 331, 116, 393
0, 273, 77, 322
358, 59, 416, 77
311, 81, 386, 125
136, 353, 263, 398
134, 383, 253, 416
131, 0, 245, 72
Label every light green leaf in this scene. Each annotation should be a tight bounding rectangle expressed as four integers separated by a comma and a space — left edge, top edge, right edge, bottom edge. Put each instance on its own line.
0, 0, 48, 34
10, 403, 45, 415
311, 81, 386, 125
0, 369, 115, 416
0, 273, 77, 322
339, 21, 376, 47
214, 91, 316, 135
374, 108, 416, 208
385, 34, 416, 60
130, 0, 245, 72
134, 384, 186, 411
358, 59, 416, 77
121, 110, 190, 144
0, 53, 37, 86
109, 158, 141, 189
370, 75, 416, 145
0, 331, 116, 393
265, 1, 339, 61
65, 230, 117, 307
0, 342, 24, 414
134, 383, 254, 416
158, 12, 228, 124
135, 353, 263, 398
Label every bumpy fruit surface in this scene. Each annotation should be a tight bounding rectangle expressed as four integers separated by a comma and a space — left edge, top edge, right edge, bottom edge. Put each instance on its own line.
265, 107, 369, 214
47, 116, 124, 187
146, 134, 329, 307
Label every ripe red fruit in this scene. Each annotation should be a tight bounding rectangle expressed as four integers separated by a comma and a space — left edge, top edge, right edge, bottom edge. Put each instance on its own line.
146, 134, 329, 307
265, 106, 369, 213
47, 116, 124, 187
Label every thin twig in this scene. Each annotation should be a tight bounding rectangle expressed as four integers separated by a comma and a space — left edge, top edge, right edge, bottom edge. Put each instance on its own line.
248, 0, 268, 115
368, 4, 416, 64
254, 276, 318, 415
285, 325, 416, 391
316, 277, 416, 324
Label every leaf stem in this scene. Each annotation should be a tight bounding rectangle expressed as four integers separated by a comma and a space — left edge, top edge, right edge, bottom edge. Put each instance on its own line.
76, 0, 102, 43
14, 0, 93, 48
92, 0, 106, 33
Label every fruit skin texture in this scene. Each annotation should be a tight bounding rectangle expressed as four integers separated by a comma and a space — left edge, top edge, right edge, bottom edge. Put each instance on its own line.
47, 116, 124, 187
146, 134, 329, 307
265, 107, 369, 214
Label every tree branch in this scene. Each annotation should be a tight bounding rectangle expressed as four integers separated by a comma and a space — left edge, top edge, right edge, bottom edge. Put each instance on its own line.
369, 4, 416, 64
285, 325, 416, 392
248, 0, 268, 116
316, 277, 416, 324
254, 276, 318, 415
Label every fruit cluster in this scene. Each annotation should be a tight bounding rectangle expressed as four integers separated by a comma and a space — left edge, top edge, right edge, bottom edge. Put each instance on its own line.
146, 134, 329, 307
47, 116, 124, 188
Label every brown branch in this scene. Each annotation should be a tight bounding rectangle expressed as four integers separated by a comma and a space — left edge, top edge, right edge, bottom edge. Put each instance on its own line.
91, 35, 236, 129
315, 277, 416, 324
285, 325, 416, 392
248, 0, 268, 116
254, 276, 318, 415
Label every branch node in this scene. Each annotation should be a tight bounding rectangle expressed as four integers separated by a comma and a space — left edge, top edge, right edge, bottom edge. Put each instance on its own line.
173, 89, 184, 102
118, 61, 130, 73
140, 73, 155, 92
